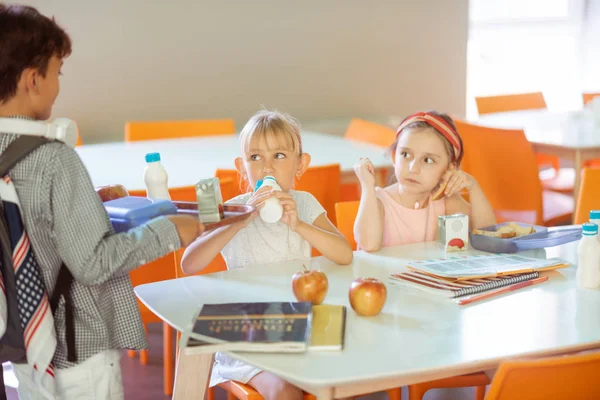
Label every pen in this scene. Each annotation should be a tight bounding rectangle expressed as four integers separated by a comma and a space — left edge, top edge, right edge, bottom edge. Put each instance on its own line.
456, 276, 549, 306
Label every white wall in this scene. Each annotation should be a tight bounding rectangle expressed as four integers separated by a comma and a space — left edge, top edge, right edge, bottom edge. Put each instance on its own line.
13, 0, 468, 143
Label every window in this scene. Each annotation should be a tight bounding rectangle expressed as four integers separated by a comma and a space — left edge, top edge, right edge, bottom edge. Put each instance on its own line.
467, 0, 587, 116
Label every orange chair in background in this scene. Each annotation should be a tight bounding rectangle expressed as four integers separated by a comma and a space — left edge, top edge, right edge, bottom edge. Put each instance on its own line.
474, 92, 571, 193
335, 201, 359, 250
341, 118, 395, 201
216, 168, 248, 199
574, 168, 600, 224
484, 351, 600, 400
295, 163, 341, 222
124, 119, 236, 142
581, 93, 600, 169
456, 120, 572, 226
583, 92, 600, 105
345, 118, 397, 147
475, 92, 547, 114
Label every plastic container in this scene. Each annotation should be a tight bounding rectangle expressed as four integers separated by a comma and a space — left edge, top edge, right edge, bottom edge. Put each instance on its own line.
104, 196, 178, 233
577, 223, 600, 289
256, 176, 283, 223
144, 152, 170, 200
469, 221, 581, 253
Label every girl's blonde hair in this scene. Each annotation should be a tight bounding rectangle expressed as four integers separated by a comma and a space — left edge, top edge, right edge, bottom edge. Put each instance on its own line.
239, 110, 303, 156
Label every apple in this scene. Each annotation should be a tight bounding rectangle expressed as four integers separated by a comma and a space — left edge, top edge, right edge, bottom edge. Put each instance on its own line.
348, 277, 387, 316
292, 265, 328, 305
95, 184, 129, 202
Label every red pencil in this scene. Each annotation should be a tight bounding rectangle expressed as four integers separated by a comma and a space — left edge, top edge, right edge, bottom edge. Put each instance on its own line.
456, 276, 549, 306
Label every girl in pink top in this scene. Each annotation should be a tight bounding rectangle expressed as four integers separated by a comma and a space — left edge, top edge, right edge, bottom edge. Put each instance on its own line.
354, 111, 497, 250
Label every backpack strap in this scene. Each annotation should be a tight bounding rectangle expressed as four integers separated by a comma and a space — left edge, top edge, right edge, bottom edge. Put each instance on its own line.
0, 136, 50, 177
0, 136, 77, 362
50, 266, 76, 362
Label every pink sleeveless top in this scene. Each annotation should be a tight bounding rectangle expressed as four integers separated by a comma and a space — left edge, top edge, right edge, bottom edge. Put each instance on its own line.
376, 187, 446, 247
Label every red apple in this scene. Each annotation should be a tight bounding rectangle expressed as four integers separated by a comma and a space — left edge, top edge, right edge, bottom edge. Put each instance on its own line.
292, 266, 328, 305
348, 277, 387, 316
95, 184, 129, 202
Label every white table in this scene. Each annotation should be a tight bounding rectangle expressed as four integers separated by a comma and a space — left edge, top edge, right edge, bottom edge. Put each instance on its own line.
75, 131, 391, 190
135, 237, 600, 399
476, 109, 600, 195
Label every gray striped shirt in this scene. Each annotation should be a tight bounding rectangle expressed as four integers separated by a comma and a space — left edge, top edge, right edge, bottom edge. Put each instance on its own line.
0, 118, 181, 368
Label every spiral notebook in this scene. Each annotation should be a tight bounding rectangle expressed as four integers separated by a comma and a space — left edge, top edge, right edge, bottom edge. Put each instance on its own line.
405, 254, 567, 280
389, 270, 541, 298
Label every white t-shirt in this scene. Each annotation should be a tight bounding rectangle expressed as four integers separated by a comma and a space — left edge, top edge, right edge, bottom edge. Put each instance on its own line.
221, 190, 326, 269
211, 190, 326, 387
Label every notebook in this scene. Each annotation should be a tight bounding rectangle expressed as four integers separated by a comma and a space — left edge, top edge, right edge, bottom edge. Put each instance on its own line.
309, 304, 346, 351
389, 270, 541, 298
406, 254, 568, 280
181, 301, 313, 353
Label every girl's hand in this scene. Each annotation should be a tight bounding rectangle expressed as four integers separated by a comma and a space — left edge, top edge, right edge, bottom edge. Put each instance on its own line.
274, 191, 300, 231
443, 169, 477, 197
241, 186, 274, 226
354, 157, 376, 188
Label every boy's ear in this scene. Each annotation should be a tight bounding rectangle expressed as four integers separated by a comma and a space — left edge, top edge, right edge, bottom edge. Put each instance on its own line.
21, 67, 40, 94
296, 153, 311, 179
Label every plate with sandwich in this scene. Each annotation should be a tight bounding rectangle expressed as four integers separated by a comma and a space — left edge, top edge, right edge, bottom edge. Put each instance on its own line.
470, 222, 581, 253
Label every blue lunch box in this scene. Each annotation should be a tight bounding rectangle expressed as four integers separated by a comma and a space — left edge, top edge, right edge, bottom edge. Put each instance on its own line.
104, 196, 179, 233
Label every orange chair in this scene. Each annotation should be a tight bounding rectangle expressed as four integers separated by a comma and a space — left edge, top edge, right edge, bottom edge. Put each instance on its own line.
475, 92, 546, 115
456, 120, 573, 226
574, 168, 600, 224
216, 168, 248, 199
295, 163, 341, 223
128, 254, 177, 396
341, 118, 395, 201
474, 92, 571, 193
583, 92, 600, 105
345, 118, 397, 148
124, 119, 236, 142
335, 201, 359, 250
484, 351, 600, 400
581, 94, 600, 169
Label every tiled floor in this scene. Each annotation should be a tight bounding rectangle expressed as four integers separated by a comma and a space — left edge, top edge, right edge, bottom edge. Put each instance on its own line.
4, 323, 484, 399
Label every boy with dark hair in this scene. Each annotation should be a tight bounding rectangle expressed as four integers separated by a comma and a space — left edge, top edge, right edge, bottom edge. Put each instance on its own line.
0, 4, 205, 399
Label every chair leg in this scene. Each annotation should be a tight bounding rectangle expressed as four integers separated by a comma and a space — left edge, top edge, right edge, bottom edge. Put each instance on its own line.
139, 324, 149, 365
387, 388, 402, 400
139, 350, 148, 365
408, 384, 427, 400
127, 350, 136, 358
206, 387, 215, 400
163, 322, 174, 396
475, 385, 486, 400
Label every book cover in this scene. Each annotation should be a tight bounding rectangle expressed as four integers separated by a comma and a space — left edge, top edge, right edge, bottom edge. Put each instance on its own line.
389, 270, 541, 299
184, 302, 313, 354
309, 304, 346, 351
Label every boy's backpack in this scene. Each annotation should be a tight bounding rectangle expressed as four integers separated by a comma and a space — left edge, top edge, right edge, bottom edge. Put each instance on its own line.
0, 136, 76, 398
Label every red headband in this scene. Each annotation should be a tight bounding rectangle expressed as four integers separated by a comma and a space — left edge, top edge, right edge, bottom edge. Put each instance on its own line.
396, 112, 462, 160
